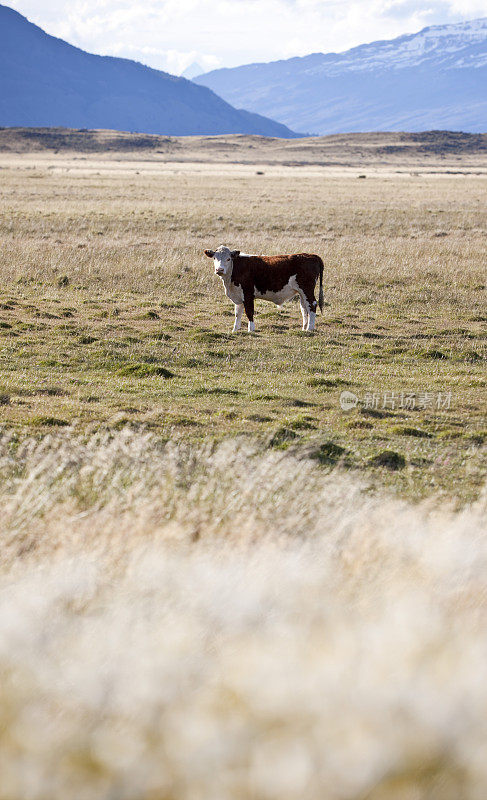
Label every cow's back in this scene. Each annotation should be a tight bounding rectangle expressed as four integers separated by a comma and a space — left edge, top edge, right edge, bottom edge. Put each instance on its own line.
232, 253, 321, 295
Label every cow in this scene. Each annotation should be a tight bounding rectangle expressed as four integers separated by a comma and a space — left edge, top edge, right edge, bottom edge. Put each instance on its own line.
204, 246, 324, 333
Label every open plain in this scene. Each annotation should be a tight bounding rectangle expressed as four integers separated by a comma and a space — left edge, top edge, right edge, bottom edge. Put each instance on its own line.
0, 128, 486, 799
0, 128, 485, 501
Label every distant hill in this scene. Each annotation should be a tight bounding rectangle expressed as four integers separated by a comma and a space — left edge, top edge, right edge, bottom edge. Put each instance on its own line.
195, 19, 487, 134
181, 62, 204, 80
0, 4, 298, 138
2, 128, 486, 174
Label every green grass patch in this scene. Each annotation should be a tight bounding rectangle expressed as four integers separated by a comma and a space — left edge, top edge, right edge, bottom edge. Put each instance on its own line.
310, 441, 347, 465
287, 416, 317, 431
30, 416, 70, 427
269, 427, 301, 448
391, 426, 433, 438
190, 330, 230, 343
307, 377, 350, 388
369, 450, 406, 470
118, 364, 174, 378
421, 349, 449, 360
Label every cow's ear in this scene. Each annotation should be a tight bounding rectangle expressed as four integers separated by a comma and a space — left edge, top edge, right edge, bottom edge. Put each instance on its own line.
230, 250, 240, 258
204, 249, 215, 258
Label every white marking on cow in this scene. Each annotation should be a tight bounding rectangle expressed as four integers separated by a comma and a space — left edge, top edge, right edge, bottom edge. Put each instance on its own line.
254, 274, 299, 306
210, 248, 233, 277
221, 276, 244, 305
248, 321, 255, 333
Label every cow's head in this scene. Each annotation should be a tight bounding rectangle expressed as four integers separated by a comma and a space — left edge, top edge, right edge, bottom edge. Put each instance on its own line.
204, 245, 240, 276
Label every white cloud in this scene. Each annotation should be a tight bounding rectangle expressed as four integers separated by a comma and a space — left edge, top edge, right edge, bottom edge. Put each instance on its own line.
7, 0, 487, 74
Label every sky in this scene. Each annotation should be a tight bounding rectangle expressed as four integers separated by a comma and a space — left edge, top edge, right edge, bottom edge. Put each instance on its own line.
7, 0, 487, 75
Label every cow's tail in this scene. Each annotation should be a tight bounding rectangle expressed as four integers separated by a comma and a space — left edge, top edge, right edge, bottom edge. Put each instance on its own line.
317, 256, 324, 313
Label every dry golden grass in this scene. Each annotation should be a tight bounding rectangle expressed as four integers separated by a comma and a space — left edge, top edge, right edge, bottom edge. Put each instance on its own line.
0, 430, 486, 799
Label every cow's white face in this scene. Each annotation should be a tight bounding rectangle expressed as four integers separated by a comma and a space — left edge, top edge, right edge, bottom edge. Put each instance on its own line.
204, 246, 240, 277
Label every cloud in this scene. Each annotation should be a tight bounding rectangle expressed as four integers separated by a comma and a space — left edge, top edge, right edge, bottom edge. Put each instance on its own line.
7, 0, 487, 74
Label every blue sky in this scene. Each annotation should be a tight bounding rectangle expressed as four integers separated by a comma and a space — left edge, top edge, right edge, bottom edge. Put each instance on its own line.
7, 0, 487, 75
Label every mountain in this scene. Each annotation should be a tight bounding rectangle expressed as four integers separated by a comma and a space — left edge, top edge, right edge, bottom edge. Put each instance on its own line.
181, 62, 204, 80
195, 19, 487, 134
0, 5, 297, 137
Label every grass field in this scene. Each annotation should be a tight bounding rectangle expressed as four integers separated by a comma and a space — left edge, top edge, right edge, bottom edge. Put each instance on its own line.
0, 130, 485, 502
0, 129, 486, 799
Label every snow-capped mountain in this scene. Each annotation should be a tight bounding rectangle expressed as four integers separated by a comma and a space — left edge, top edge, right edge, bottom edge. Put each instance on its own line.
195, 19, 487, 133
304, 18, 487, 75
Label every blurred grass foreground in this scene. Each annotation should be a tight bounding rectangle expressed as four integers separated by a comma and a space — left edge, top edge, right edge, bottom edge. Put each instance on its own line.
0, 428, 486, 799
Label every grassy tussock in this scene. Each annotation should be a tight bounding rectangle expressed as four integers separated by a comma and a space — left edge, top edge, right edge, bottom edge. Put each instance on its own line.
0, 430, 486, 799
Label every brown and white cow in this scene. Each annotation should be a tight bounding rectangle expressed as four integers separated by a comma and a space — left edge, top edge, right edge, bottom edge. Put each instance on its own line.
204, 246, 324, 332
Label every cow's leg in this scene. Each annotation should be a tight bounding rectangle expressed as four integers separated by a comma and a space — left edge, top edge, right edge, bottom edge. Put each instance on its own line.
297, 288, 314, 332
307, 307, 317, 332
243, 292, 255, 332
299, 297, 309, 331
233, 303, 243, 332
299, 282, 318, 332
307, 296, 318, 331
